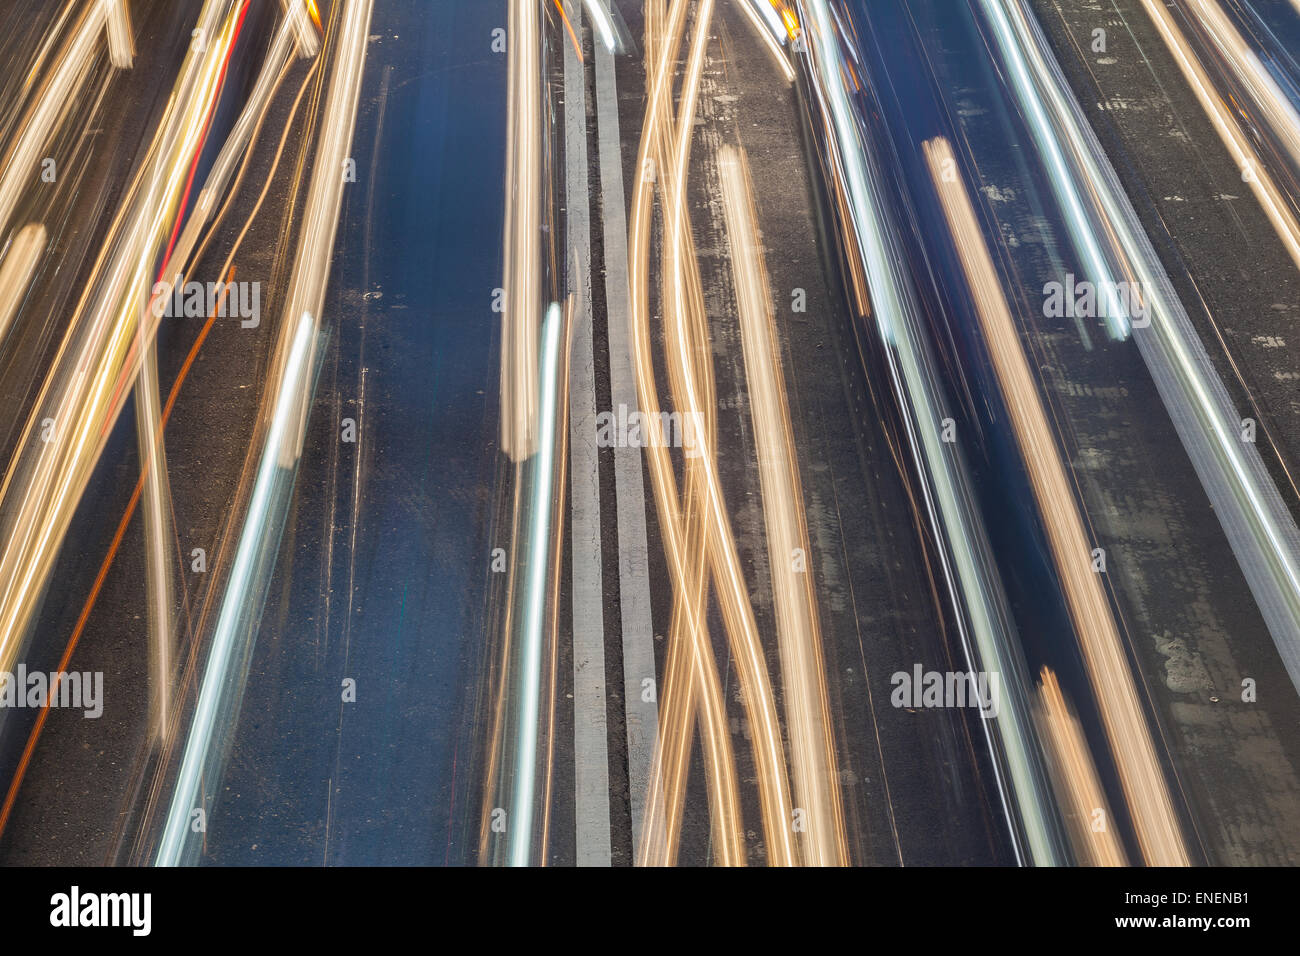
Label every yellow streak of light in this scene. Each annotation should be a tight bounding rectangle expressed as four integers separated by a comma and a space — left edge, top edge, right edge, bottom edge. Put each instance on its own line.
2, 3, 120, 249
0, 223, 46, 343
1137, 0, 1300, 273
1034, 667, 1128, 866
719, 143, 848, 866
0, 0, 243, 699
101, 0, 134, 69
552, 0, 584, 65
157, 0, 375, 866
631, 0, 797, 866
277, 0, 321, 58
134, 325, 175, 745
635, 0, 745, 868
501, 0, 542, 462
924, 136, 1190, 866
780, 8, 800, 42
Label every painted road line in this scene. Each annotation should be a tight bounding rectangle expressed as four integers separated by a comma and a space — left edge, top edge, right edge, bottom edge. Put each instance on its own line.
564, 1, 612, 867
594, 36, 659, 855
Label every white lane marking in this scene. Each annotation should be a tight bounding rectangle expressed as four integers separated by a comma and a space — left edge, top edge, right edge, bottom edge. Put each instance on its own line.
594, 36, 660, 856
564, 1, 613, 867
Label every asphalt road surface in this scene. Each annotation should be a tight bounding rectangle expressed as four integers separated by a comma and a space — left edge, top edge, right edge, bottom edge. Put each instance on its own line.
0, 0, 1298, 868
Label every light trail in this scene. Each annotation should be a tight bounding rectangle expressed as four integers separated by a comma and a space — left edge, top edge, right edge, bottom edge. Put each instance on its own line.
554, 0, 584, 63
157, 0, 375, 865
134, 327, 175, 745
976, 2, 1132, 340
660, 0, 795, 867
797, 0, 1066, 866
0, 222, 45, 344
634, 0, 744, 868
101, 0, 133, 69
636, 2, 741, 866
276, 0, 375, 466
925, 135, 1189, 866
500, 0, 542, 462
631, 0, 795, 866
1182, 0, 1300, 171
978, 0, 1300, 718
0, 265, 242, 844
279, 0, 321, 59
0, 38, 319, 845
1034, 668, 1128, 866
719, 142, 848, 865
1135, 0, 1300, 272
736, 0, 795, 82
581, 0, 617, 53
164, 12, 303, 297
655, 0, 747, 868
0, 0, 246, 693
506, 303, 566, 867
131, 19, 305, 745
751, 0, 787, 42
0, 1, 132, 252
155, 309, 317, 866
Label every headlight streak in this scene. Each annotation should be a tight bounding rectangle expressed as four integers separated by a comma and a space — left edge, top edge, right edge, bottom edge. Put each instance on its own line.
0, 38, 319, 848
0, 222, 46, 344
1182, 0, 1300, 172
924, 134, 1188, 866
720, 142, 849, 866
0, 269, 238, 846
274, 0, 375, 468
1034, 667, 1128, 866
0, 0, 1290, 871
100, 0, 134, 69
634, 0, 744, 868
796, 0, 1066, 867
631, 0, 799, 866
0, 1, 132, 257
137, 0, 300, 752
736, 0, 795, 82
752, 0, 788, 42
976, 1, 1132, 341
0, 0, 245, 698
656, 0, 749, 868
506, 302, 565, 867
135, 0, 260, 757
155, 309, 317, 867
1134, 0, 1300, 273
501, 0, 542, 463
581, 0, 618, 54
133, 318, 176, 746
280, 0, 322, 59
165, 13, 303, 299
978, 0, 1300, 734
156, 0, 374, 866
